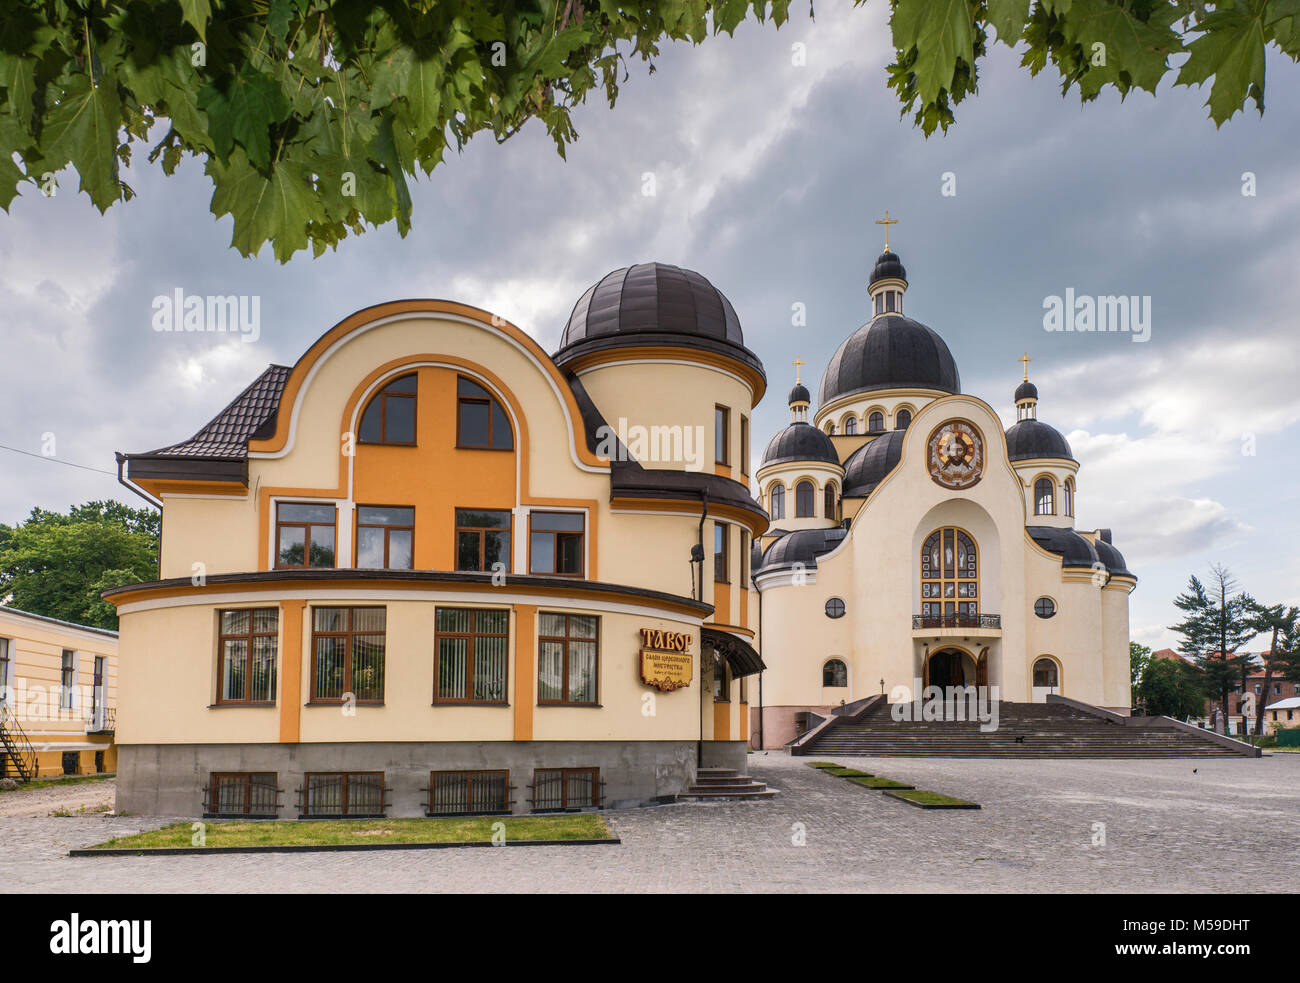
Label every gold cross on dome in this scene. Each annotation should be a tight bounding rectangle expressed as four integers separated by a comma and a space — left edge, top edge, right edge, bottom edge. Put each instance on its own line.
875, 210, 899, 250
792, 356, 806, 384
1018, 352, 1032, 381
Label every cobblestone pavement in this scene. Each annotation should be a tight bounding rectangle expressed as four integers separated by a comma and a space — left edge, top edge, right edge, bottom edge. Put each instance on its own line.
0, 776, 116, 818
3, 754, 1297, 893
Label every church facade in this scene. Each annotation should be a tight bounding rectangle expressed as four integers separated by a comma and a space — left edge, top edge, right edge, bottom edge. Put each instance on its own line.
750, 244, 1136, 748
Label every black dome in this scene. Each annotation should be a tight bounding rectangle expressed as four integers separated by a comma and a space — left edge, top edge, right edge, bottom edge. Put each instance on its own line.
553, 262, 764, 377
755, 527, 848, 574
1015, 380, 1038, 402
818, 314, 960, 405
760, 422, 840, 468
842, 430, 906, 497
1005, 419, 1074, 462
1092, 535, 1134, 579
869, 249, 907, 286
789, 383, 811, 405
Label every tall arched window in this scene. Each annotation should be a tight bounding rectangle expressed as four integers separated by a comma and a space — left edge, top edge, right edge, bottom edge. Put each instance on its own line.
359, 374, 417, 444
795, 480, 815, 518
845, 417, 858, 435
1063, 478, 1074, 517
1033, 657, 1059, 689
823, 482, 838, 522
920, 527, 979, 624
826, 422, 836, 435
1034, 477, 1055, 515
457, 377, 513, 449
895, 408, 912, 430
868, 411, 885, 432
769, 484, 785, 520
823, 659, 848, 688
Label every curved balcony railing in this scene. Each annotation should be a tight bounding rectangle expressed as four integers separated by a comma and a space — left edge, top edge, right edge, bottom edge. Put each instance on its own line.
912, 614, 1002, 630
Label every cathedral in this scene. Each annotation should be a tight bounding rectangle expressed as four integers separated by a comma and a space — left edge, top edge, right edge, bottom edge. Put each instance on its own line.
750, 233, 1136, 748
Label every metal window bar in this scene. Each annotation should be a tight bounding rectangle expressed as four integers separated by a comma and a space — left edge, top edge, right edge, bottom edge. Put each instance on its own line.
202, 775, 284, 818
296, 774, 391, 818
526, 771, 605, 812
421, 771, 515, 816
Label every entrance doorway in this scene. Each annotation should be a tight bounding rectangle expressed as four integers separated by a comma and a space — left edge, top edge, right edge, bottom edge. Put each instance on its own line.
926, 649, 976, 689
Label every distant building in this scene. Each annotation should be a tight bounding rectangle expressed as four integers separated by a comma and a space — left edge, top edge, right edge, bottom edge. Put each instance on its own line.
0, 607, 118, 779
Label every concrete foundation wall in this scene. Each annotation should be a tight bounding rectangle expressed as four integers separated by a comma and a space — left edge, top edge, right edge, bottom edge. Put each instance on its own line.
117, 740, 747, 817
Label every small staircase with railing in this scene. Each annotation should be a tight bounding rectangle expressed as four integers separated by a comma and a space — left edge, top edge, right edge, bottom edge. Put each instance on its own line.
0, 705, 38, 783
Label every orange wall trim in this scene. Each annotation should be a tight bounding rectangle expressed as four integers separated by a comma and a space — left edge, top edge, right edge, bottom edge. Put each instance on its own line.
513, 605, 537, 741
713, 701, 731, 742
278, 598, 307, 744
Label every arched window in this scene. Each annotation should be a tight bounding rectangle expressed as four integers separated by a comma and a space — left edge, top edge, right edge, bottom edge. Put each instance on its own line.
920, 527, 979, 624
824, 482, 838, 522
895, 408, 912, 430
1063, 478, 1074, 517
795, 480, 815, 518
845, 417, 858, 435
823, 659, 848, 687
868, 411, 885, 432
1033, 657, 1059, 689
1034, 477, 1055, 515
457, 377, 513, 449
359, 374, 417, 444
769, 484, 785, 520
826, 422, 836, 435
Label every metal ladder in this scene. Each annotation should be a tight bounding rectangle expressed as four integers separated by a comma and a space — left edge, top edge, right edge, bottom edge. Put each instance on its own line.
0, 705, 37, 783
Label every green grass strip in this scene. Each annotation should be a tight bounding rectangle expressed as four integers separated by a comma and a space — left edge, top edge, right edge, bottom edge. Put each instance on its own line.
887, 790, 980, 809
827, 768, 874, 778
807, 762, 843, 769
0, 774, 115, 794
89, 814, 612, 850
849, 776, 914, 790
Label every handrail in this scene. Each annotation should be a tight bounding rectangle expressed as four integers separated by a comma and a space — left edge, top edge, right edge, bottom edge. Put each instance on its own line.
0, 705, 38, 783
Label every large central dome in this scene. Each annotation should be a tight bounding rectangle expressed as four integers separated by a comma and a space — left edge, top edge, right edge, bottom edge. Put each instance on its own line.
818, 313, 960, 405
553, 262, 764, 378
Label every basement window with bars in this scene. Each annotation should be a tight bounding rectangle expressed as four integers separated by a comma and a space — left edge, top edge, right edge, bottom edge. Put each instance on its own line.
207, 772, 279, 817
426, 770, 511, 816
301, 772, 387, 817
531, 768, 601, 812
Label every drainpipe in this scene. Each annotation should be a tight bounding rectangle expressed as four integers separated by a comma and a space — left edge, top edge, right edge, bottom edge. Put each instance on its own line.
757, 583, 764, 750
116, 452, 162, 510
696, 490, 709, 768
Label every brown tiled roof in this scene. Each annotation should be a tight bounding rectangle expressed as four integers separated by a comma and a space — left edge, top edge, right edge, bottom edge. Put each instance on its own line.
142, 365, 290, 459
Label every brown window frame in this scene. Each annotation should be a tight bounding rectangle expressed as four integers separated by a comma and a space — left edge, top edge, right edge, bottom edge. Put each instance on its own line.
301, 771, 386, 817
740, 529, 749, 588
531, 767, 601, 812
1034, 477, 1056, 516
357, 373, 417, 446
537, 613, 600, 707
427, 769, 511, 816
740, 415, 749, 475
216, 607, 279, 705
795, 480, 815, 518
454, 508, 513, 573
769, 483, 785, 520
354, 505, 415, 570
824, 483, 838, 523
207, 772, 279, 817
528, 511, 585, 578
433, 607, 510, 705
275, 502, 337, 569
456, 376, 514, 451
60, 649, 75, 710
715, 405, 730, 465
714, 522, 730, 584
308, 606, 386, 705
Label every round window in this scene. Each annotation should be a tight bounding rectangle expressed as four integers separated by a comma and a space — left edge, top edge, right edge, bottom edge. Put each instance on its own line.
1034, 597, 1057, 619
825, 597, 846, 619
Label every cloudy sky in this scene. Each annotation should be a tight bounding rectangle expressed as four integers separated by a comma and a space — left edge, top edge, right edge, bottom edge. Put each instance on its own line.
2, 3, 1298, 650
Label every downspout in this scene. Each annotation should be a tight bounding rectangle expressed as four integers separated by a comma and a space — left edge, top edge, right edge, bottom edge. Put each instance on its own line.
696, 489, 709, 768
757, 579, 764, 751
117, 452, 163, 576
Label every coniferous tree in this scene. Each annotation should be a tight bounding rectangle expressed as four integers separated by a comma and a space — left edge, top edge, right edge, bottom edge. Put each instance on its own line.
1248, 604, 1299, 737
1169, 565, 1256, 729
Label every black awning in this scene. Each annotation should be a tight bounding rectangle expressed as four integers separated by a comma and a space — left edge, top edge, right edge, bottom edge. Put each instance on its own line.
702, 627, 764, 678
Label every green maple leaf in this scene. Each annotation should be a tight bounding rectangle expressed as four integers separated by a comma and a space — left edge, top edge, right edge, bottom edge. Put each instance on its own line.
41, 71, 122, 211
199, 66, 292, 171
987, 0, 1030, 45
208, 147, 317, 260
1063, 0, 1180, 98
891, 0, 976, 105
178, 0, 212, 41
1177, 7, 1268, 125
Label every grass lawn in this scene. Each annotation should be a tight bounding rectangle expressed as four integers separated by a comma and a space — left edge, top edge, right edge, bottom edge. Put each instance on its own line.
89, 814, 613, 851
887, 790, 980, 809
826, 768, 873, 778
0, 774, 114, 795
807, 762, 843, 769
849, 776, 914, 790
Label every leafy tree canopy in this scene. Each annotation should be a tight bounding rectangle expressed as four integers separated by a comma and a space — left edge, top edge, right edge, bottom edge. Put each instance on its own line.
1129, 640, 1151, 687
1, 0, 1296, 260
1137, 654, 1206, 719
0, 500, 159, 630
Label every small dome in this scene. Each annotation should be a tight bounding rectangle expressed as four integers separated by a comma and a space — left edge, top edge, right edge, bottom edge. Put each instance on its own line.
842, 430, 906, 497
818, 314, 960, 405
755, 527, 848, 574
1005, 419, 1074, 462
789, 382, 811, 405
1015, 380, 1038, 403
1092, 537, 1133, 578
869, 249, 907, 287
1026, 526, 1099, 570
760, 422, 840, 468
553, 262, 764, 378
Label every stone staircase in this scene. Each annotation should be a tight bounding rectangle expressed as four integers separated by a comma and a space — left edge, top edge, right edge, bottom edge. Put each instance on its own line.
798, 700, 1247, 758
677, 766, 778, 801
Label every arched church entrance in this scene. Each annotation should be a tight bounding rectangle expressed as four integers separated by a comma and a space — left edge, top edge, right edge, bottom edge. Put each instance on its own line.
924, 648, 977, 690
